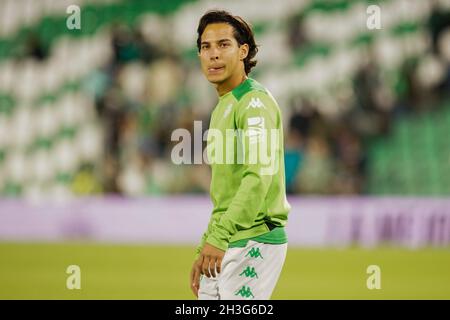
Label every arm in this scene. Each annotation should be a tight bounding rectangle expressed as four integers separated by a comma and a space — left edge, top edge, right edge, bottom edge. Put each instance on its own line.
191, 215, 224, 296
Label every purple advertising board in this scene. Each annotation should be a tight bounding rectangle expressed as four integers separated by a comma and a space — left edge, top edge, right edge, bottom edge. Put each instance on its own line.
0, 196, 449, 248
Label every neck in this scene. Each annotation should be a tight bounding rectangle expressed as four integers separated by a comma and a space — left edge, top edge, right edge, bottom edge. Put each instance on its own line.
216, 72, 247, 97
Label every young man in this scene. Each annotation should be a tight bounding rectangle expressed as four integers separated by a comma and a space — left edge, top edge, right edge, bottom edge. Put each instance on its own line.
190, 10, 290, 300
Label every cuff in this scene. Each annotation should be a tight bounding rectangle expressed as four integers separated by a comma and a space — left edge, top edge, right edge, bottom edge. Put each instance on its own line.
205, 234, 229, 252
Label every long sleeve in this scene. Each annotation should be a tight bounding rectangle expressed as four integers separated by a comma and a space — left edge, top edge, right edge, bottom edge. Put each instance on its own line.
205, 91, 280, 251
195, 211, 221, 258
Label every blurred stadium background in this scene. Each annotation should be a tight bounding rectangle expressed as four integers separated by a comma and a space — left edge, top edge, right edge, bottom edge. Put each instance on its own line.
0, 0, 449, 299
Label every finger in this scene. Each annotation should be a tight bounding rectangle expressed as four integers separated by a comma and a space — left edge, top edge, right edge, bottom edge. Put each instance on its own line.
190, 258, 202, 296
202, 256, 211, 278
216, 256, 223, 275
190, 265, 194, 285
191, 257, 202, 284
190, 265, 195, 295
209, 257, 216, 278
191, 267, 200, 298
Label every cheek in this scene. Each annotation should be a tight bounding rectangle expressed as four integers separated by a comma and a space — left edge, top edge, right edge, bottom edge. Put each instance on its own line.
224, 52, 240, 67
200, 56, 209, 69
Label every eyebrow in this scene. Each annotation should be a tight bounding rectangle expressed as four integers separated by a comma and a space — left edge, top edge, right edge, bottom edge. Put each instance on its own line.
201, 39, 233, 46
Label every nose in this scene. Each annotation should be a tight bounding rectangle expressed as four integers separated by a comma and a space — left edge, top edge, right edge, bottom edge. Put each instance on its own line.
209, 47, 220, 60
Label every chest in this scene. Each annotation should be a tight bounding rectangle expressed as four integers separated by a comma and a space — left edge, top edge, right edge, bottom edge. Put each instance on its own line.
210, 101, 236, 131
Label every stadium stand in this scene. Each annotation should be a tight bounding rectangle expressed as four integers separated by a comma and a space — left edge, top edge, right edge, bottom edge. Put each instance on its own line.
0, 0, 449, 199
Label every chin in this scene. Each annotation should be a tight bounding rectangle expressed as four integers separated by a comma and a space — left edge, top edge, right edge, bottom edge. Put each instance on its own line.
207, 75, 227, 84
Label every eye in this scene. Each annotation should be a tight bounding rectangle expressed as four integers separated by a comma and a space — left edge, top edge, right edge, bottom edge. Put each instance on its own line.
220, 43, 230, 48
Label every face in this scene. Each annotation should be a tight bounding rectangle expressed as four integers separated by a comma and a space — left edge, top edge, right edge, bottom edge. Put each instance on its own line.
198, 23, 248, 85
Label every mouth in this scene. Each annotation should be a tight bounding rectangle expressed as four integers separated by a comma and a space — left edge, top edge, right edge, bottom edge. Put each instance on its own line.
208, 66, 225, 74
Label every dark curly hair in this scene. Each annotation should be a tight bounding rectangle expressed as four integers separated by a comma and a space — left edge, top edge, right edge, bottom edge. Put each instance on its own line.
197, 10, 258, 75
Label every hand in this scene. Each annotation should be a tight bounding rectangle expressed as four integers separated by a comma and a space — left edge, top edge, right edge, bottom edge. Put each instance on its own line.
199, 243, 225, 278
190, 257, 203, 298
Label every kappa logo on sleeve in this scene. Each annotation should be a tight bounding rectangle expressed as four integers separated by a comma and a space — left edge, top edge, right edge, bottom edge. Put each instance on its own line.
246, 97, 266, 109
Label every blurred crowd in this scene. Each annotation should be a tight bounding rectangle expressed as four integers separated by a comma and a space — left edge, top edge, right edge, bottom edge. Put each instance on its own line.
15, 2, 450, 197
286, 18, 450, 195
86, 7, 450, 196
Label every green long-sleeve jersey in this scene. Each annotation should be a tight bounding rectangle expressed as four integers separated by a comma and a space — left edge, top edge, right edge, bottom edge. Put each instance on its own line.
196, 78, 290, 255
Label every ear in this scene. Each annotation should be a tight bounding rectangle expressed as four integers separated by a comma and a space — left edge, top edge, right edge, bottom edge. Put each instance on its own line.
239, 44, 249, 61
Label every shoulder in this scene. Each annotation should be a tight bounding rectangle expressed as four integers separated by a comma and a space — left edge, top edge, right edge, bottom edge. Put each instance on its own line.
233, 79, 279, 113
233, 80, 280, 128
232, 78, 268, 102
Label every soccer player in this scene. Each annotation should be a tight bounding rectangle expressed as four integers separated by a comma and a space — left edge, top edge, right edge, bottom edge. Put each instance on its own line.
190, 10, 291, 300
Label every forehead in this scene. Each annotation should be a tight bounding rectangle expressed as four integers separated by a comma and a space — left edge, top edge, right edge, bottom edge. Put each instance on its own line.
201, 23, 235, 42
